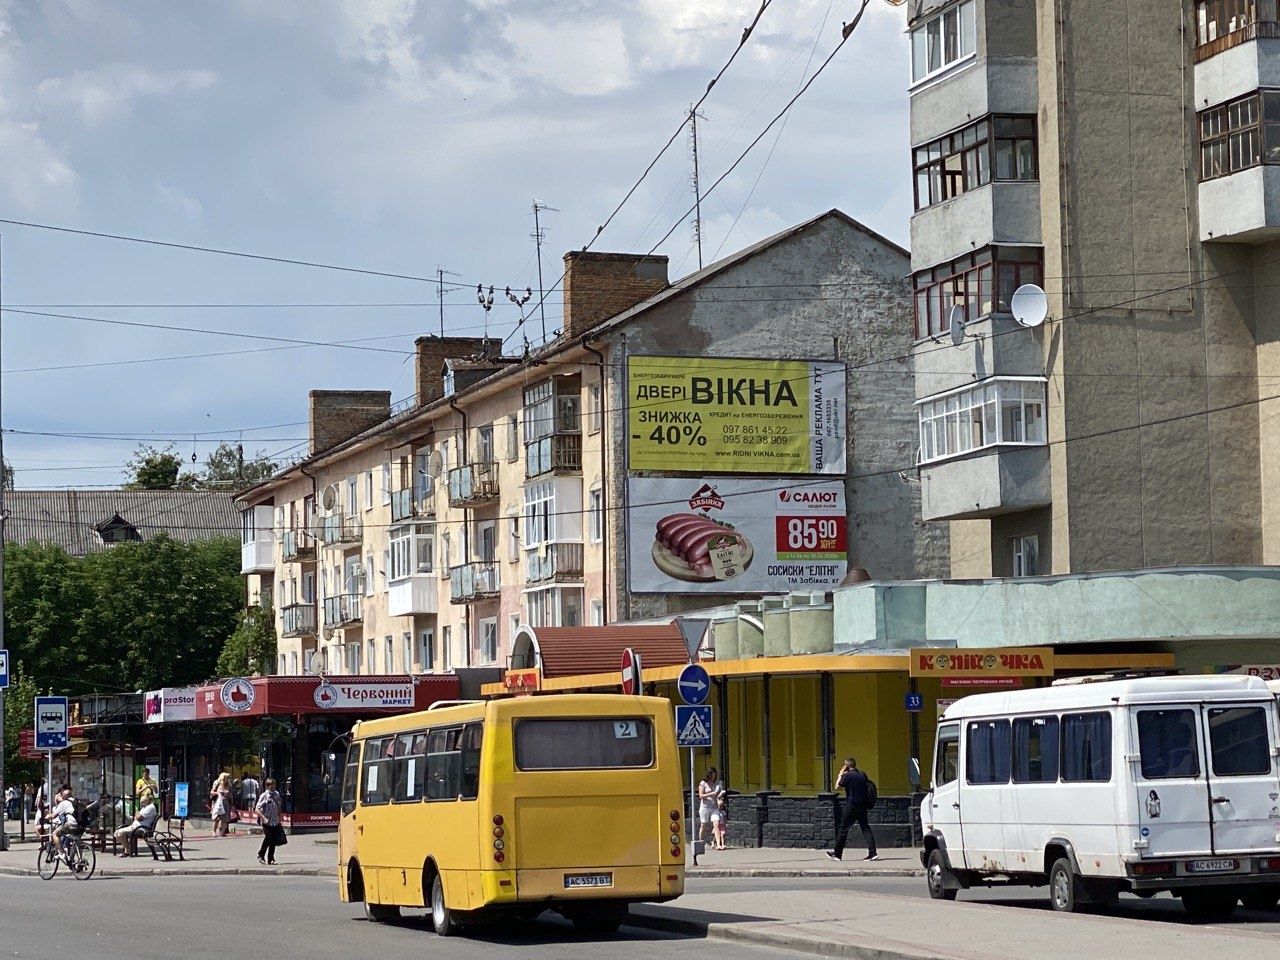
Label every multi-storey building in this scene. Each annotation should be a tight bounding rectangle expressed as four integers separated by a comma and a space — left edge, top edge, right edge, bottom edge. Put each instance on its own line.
237, 210, 948, 678
905, 0, 1280, 577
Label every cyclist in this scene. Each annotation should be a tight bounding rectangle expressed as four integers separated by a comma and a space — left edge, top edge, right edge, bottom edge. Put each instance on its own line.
50, 785, 79, 854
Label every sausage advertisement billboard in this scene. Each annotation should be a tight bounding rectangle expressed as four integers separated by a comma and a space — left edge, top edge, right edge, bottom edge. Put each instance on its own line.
627, 477, 847, 594
627, 356, 846, 475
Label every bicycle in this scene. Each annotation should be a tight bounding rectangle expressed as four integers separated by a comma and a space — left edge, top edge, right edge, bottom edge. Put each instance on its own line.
37, 830, 96, 881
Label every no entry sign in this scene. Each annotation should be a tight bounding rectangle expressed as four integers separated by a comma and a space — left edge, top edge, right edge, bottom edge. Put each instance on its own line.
621, 647, 643, 695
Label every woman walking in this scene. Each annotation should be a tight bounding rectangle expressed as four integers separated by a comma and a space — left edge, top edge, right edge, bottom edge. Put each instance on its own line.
254, 778, 285, 865
697, 767, 726, 851
209, 772, 233, 837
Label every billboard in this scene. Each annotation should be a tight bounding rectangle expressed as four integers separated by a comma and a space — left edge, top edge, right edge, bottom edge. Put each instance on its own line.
627, 356, 845, 474
909, 648, 1055, 679
143, 686, 199, 724
627, 477, 847, 594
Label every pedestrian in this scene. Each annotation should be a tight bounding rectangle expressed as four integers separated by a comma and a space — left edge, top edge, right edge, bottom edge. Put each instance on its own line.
134, 768, 159, 808
241, 771, 260, 807
697, 767, 725, 850
826, 757, 879, 862
209, 772, 233, 837
23, 783, 34, 823
254, 778, 286, 865
4, 784, 17, 820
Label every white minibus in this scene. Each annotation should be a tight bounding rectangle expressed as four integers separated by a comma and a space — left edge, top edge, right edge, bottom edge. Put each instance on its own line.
920, 675, 1280, 920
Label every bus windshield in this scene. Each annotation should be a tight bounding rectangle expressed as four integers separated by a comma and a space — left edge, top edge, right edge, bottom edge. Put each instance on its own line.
515, 718, 654, 770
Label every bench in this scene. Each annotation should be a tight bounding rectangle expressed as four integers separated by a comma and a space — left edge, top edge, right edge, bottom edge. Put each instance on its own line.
143, 818, 186, 862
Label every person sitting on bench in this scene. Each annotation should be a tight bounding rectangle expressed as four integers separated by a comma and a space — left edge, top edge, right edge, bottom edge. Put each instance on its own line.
114, 799, 159, 856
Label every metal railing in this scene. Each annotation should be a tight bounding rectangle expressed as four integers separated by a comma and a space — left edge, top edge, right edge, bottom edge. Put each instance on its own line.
281, 602, 317, 637
391, 484, 434, 522
280, 527, 314, 561
449, 561, 500, 602
319, 512, 362, 546
447, 462, 499, 507
323, 593, 363, 627
525, 433, 583, 477
525, 541, 585, 583
1195, 19, 1280, 61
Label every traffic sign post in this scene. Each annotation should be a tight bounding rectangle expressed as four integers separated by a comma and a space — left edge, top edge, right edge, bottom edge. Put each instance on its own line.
620, 648, 643, 696
0, 649, 9, 689
676, 704, 714, 864
34, 696, 68, 750
0, 651, 6, 852
677, 663, 710, 705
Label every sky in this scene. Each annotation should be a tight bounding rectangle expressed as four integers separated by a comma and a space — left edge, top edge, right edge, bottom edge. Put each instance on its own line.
0, 0, 911, 490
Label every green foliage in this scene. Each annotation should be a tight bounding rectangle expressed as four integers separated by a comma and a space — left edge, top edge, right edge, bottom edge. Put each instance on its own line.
122, 442, 275, 491
123, 444, 192, 490
3, 535, 243, 695
3, 667, 42, 784
199, 442, 278, 491
2, 457, 12, 491
216, 604, 278, 678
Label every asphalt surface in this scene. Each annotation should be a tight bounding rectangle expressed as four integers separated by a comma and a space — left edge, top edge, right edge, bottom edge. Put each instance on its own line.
2, 872, 1277, 959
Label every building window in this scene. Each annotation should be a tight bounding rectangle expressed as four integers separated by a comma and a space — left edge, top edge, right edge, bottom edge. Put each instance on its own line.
477, 423, 495, 465
526, 586, 584, 628
507, 515, 520, 561
384, 635, 393, 673
345, 476, 358, 515
390, 522, 434, 581
523, 479, 555, 549
913, 115, 1038, 210
509, 614, 520, 652
479, 618, 498, 665
402, 632, 412, 673
1196, 1, 1280, 52
587, 382, 603, 434
420, 629, 434, 671
441, 532, 451, 572
1011, 534, 1040, 577
910, 0, 976, 85
591, 599, 604, 627
364, 471, 374, 510
366, 638, 376, 672
381, 464, 392, 505
347, 642, 360, 673
364, 554, 375, 596
913, 245, 1044, 339
588, 488, 603, 542
1199, 90, 1280, 180
917, 377, 1047, 464
278, 654, 287, 675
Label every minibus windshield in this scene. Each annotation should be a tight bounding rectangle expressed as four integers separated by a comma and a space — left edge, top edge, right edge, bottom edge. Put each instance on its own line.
515, 718, 654, 770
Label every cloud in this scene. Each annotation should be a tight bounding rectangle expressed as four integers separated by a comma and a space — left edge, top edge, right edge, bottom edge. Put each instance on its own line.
154, 182, 202, 220
0, 117, 78, 211
500, 16, 632, 97
36, 64, 217, 125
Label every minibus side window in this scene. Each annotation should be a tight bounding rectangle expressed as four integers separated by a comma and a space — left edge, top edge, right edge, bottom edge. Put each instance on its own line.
515, 718, 655, 770
341, 741, 360, 816
1208, 707, 1272, 776
935, 724, 960, 787
459, 723, 483, 800
1012, 716, 1059, 783
426, 727, 463, 801
1137, 709, 1200, 779
392, 732, 427, 802
1061, 712, 1112, 782
966, 719, 1011, 785
361, 737, 394, 805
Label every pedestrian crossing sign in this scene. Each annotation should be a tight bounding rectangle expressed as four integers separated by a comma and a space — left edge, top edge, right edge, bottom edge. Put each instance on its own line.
675, 705, 713, 748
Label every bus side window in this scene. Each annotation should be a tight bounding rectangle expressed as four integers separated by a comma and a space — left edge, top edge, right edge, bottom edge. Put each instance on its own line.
935, 724, 960, 787
361, 737, 393, 805
393, 732, 426, 802
460, 723, 483, 800
426, 728, 462, 801
1061, 712, 1112, 783
341, 741, 361, 815
966, 719, 1011, 785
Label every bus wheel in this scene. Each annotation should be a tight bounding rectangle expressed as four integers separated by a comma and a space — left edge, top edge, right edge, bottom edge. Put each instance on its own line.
1049, 858, 1081, 913
1241, 888, 1280, 912
571, 906, 628, 935
430, 874, 457, 937
1182, 888, 1238, 922
926, 849, 957, 901
364, 902, 400, 922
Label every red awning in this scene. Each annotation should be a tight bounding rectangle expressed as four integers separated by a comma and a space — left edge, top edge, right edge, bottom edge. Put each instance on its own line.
526, 625, 691, 679
191, 674, 460, 720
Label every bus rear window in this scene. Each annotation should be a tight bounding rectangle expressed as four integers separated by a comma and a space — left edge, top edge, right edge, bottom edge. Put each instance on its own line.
515, 718, 654, 770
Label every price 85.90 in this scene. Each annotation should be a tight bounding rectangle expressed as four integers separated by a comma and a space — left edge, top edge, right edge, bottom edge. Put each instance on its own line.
775, 516, 846, 560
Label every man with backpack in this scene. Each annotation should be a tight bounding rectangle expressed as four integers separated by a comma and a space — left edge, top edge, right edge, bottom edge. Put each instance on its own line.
826, 757, 879, 861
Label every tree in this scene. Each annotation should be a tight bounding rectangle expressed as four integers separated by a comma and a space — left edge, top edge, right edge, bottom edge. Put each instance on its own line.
2, 668, 43, 786
2, 458, 12, 490
122, 444, 193, 490
199, 442, 278, 491
216, 604, 278, 677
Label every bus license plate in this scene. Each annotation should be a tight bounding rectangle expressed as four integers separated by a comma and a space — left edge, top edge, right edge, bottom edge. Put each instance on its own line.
564, 873, 613, 889
1187, 858, 1238, 873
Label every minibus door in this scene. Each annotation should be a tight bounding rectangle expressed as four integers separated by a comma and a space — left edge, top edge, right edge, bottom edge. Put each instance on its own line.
1133, 707, 1212, 857
924, 723, 965, 862
1201, 702, 1280, 856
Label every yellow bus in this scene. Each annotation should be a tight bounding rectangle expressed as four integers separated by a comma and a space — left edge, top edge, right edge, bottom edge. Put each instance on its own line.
337, 693, 686, 936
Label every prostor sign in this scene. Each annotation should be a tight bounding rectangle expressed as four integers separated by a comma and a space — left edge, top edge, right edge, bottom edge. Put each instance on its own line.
910, 647, 1055, 678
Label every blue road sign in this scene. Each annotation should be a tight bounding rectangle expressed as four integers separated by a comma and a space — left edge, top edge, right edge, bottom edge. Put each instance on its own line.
675, 705, 713, 748
174, 783, 190, 819
35, 696, 69, 750
677, 663, 711, 705
905, 692, 924, 713
0, 649, 9, 689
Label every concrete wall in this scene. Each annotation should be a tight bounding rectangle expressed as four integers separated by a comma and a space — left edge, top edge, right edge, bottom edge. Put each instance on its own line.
910, 58, 1040, 143
1193, 36, 1280, 108
608, 213, 950, 620
920, 447, 1051, 521
909, 180, 1042, 269
1254, 239, 1280, 563
1199, 166, 1280, 243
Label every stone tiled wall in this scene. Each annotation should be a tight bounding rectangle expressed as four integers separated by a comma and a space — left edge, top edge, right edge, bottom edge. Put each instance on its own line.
308, 390, 391, 455
690, 792, 923, 850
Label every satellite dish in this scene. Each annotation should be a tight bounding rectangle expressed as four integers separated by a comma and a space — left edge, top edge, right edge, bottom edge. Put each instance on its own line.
321, 484, 338, 511
321, 624, 334, 641
427, 450, 444, 479
948, 304, 967, 347
1011, 284, 1048, 328
883, 0, 907, 5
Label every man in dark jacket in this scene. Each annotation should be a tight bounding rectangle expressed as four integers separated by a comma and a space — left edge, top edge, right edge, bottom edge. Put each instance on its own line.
827, 757, 878, 861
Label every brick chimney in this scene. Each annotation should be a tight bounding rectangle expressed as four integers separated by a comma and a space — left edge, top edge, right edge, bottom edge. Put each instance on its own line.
414, 336, 503, 406
309, 390, 391, 455
562, 251, 668, 339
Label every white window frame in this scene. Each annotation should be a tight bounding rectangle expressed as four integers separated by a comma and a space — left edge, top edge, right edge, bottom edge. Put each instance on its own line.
910, 0, 977, 89
366, 638, 376, 673
591, 599, 604, 627
588, 488, 603, 542
441, 531, 452, 574
916, 377, 1046, 465
364, 471, 374, 510
507, 515, 520, 561
509, 614, 520, 651
523, 479, 556, 549
384, 635, 394, 673
420, 628, 434, 672
364, 554, 375, 596
506, 415, 519, 462
442, 625, 452, 672
346, 477, 358, 515
587, 382, 603, 434
382, 463, 392, 506
1012, 534, 1040, 577
479, 617, 498, 665
477, 423, 495, 465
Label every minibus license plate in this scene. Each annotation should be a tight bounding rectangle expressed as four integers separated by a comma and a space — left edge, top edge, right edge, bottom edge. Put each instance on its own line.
1187, 858, 1238, 873
564, 873, 613, 889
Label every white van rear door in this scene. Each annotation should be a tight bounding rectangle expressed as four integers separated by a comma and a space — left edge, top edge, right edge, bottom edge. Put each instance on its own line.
1202, 702, 1280, 855
1133, 707, 1213, 857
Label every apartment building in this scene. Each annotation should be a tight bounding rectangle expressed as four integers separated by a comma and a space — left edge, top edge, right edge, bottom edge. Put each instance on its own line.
904, 0, 1280, 577
237, 209, 947, 678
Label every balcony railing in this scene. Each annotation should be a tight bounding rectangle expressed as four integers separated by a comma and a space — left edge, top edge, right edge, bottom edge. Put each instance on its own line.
280, 528, 315, 562
447, 462, 499, 507
323, 593, 363, 627
525, 541, 585, 584
391, 484, 434, 523
319, 512, 362, 546
1195, 19, 1280, 61
449, 561, 500, 603
281, 602, 317, 638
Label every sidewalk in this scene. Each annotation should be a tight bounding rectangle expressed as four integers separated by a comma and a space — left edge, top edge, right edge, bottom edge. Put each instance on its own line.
0, 828, 336, 878
688, 845, 922, 878
632, 887, 1280, 960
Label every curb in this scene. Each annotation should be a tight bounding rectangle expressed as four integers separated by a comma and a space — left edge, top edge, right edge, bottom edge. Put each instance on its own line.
627, 909, 941, 960
0, 865, 328, 879
689, 868, 924, 879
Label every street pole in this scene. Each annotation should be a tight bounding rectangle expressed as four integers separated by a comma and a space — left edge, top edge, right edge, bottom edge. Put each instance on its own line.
0, 234, 7, 852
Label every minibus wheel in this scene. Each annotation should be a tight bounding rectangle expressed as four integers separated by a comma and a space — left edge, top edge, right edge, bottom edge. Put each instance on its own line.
430, 874, 457, 937
570, 905, 627, 935
1181, 888, 1238, 922
364, 902, 400, 922
1049, 858, 1080, 913
926, 850, 957, 901
1240, 888, 1280, 912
